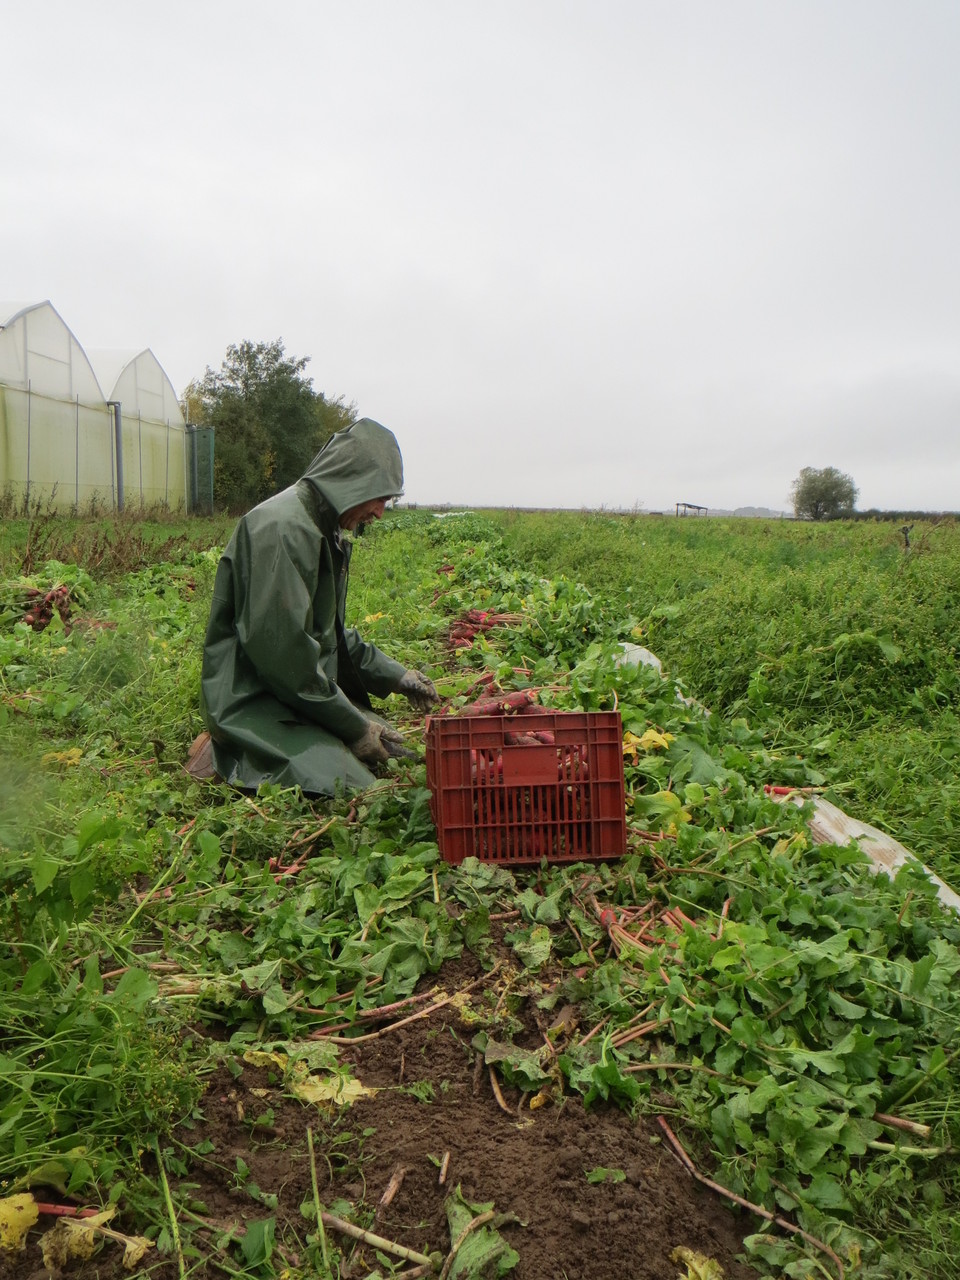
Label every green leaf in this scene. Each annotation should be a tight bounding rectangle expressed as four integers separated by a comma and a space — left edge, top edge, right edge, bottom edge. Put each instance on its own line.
69, 868, 96, 906
709, 946, 742, 972
795, 1128, 836, 1173
714, 1041, 742, 1076
240, 1217, 276, 1267
20, 959, 53, 994
909, 952, 936, 996
479, 1038, 550, 1091
668, 737, 728, 786
583, 1056, 641, 1110
510, 925, 552, 970
110, 968, 158, 1011
196, 828, 222, 859
834, 1027, 881, 1081
826, 990, 867, 1020
261, 984, 291, 1015
746, 1076, 781, 1114
75, 812, 120, 854
30, 853, 59, 894
804, 1172, 849, 1210
211, 931, 253, 970
586, 1166, 625, 1184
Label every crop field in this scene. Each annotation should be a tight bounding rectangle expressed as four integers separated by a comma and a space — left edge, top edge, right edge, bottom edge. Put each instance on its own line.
1, 508, 959, 1280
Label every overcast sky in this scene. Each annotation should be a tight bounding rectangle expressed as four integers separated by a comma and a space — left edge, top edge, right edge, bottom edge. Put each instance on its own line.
4, 1, 958, 512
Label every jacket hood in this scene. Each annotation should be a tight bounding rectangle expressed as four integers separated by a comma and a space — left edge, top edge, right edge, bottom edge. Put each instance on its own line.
300, 418, 404, 516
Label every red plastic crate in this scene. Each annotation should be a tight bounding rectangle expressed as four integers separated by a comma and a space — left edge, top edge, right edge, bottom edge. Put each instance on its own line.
425, 710, 626, 866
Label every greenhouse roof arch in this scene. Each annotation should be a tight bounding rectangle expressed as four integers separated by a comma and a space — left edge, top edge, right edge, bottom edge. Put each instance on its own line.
0, 299, 104, 404
87, 348, 185, 429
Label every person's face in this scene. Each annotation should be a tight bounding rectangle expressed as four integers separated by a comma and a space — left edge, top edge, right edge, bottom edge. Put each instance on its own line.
339, 497, 389, 531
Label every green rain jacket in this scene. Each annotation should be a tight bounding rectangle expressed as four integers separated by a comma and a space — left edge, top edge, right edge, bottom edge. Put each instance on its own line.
200, 419, 407, 793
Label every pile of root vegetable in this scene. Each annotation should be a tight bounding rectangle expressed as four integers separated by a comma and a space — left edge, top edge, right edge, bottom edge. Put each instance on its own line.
446, 608, 525, 649
1, 582, 73, 631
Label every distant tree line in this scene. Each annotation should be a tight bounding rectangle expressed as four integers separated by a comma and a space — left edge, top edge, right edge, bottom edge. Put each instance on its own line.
790, 466, 955, 523
850, 509, 959, 522
182, 340, 356, 511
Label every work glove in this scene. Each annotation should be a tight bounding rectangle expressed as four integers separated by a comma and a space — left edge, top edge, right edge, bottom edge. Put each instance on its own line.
396, 668, 440, 713
348, 721, 419, 765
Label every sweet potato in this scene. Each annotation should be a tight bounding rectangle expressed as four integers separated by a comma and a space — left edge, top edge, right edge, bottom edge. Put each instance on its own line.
459, 689, 538, 717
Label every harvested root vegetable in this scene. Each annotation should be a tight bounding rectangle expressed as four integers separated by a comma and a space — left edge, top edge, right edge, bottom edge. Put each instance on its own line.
3, 583, 73, 632
504, 731, 543, 747
459, 689, 538, 717
446, 608, 525, 650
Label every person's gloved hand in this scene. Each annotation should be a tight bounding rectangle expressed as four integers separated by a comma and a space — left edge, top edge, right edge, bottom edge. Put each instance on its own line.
396, 669, 440, 713
380, 724, 420, 761
348, 721, 419, 765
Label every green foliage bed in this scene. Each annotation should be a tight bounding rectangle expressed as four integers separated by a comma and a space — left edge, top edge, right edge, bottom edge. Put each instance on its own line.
1, 508, 958, 1278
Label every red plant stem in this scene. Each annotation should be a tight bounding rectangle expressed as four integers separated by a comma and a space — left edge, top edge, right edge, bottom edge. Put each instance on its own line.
673, 908, 699, 928
355, 988, 440, 1021
715, 897, 732, 940
656, 1117, 845, 1280
620, 1002, 655, 1028
488, 1066, 513, 1115
324, 975, 384, 1004
873, 1111, 932, 1139
624, 1061, 720, 1077
308, 970, 493, 1043
610, 1020, 660, 1048
611, 926, 652, 955
35, 1204, 101, 1218
100, 961, 180, 981
579, 1016, 610, 1046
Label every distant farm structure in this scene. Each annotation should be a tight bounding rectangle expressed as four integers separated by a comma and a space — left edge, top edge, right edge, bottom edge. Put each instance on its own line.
0, 300, 212, 513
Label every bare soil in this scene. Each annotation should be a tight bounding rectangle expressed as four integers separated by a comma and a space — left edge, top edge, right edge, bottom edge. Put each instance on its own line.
7, 951, 761, 1280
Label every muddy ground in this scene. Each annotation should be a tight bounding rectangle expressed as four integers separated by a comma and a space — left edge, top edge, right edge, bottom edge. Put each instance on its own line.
7, 952, 764, 1280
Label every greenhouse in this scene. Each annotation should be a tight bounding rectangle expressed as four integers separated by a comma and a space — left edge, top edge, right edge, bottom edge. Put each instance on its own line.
0, 300, 192, 511
88, 347, 189, 510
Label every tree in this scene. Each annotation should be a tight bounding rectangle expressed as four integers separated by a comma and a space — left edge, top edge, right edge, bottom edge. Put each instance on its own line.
182, 340, 356, 510
790, 466, 859, 521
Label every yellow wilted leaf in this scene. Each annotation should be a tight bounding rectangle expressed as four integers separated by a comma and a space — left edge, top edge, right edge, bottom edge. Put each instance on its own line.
288, 1066, 376, 1108
622, 728, 674, 763
364, 612, 386, 622
0, 1193, 39, 1253
121, 1233, 153, 1268
40, 1207, 115, 1270
242, 1049, 288, 1072
670, 1245, 725, 1279
41, 747, 84, 766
